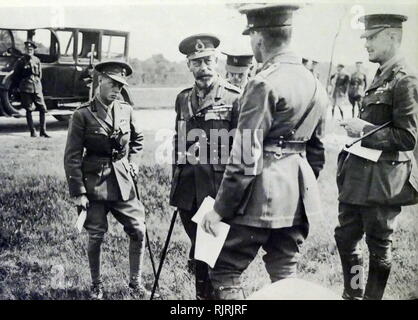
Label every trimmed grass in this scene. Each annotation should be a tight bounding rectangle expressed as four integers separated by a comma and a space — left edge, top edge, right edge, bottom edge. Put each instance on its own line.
0, 124, 416, 300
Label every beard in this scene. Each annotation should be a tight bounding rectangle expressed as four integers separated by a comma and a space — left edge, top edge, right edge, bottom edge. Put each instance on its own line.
195, 73, 215, 89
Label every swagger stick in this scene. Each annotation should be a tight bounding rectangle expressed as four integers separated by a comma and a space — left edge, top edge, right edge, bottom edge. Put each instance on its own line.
345, 121, 391, 148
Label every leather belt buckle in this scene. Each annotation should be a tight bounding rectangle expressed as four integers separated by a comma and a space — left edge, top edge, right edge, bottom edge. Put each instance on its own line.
273, 146, 283, 160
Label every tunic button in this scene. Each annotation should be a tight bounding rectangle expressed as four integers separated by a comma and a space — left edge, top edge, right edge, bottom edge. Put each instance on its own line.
360, 108, 364, 112
392, 162, 396, 165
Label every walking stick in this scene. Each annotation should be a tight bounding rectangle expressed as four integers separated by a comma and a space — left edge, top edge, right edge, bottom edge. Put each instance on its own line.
150, 209, 178, 300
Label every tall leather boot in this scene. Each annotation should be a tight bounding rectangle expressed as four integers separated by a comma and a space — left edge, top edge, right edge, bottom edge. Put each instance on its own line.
195, 260, 214, 300
338, 253, 365, 300
363, 256, 391, 300
39, 111, 50, 138
26, 111, 37, 137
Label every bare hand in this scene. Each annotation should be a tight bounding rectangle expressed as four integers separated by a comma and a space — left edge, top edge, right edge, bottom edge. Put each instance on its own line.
340, 118, 371, 137
201, 209, 223, 237
73, 194, 89, 209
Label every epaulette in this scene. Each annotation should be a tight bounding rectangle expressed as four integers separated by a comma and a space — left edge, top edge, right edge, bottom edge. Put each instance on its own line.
393, 65, 407, 78
76, 101, 91, 110
256, 62, 281, 79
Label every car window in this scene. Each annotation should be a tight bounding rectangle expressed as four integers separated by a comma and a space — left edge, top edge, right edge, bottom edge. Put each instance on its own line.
0, 30, 13, 55
78, 31, 99, 60
11, 30, 27, 52
101, 35, 125, 59
32, 29, 51, 55
56, 30, 74, 57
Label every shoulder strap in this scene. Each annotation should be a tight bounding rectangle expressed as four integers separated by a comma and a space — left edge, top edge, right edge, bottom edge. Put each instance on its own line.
284, 77, 318, 139
86, 105, 111, 135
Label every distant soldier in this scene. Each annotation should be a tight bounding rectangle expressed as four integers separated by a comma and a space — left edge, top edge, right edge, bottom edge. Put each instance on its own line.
348, 61, 367, 118
64, 61, 152, 300
330, 64, 350, 119
309, 60, 320, 79
336, 14, 418, 300
12, 41, 50, 137
223, 52, 253, 89
169, 34, 241, 300
201, 4, 329, 299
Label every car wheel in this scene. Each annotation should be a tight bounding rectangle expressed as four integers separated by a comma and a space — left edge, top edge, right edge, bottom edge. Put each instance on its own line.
0, 87, 22, 116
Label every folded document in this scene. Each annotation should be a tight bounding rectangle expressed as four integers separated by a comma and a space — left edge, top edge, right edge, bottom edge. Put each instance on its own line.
192, 197, 230, 268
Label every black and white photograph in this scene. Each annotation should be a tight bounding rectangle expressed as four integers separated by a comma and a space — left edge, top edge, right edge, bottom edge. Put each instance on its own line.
0, 0, 417, 306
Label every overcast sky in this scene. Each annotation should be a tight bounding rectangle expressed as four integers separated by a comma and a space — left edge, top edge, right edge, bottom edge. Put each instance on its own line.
1, 0, 417, 72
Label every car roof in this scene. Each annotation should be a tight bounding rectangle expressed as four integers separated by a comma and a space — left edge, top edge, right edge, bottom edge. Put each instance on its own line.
0, 27, 129, 36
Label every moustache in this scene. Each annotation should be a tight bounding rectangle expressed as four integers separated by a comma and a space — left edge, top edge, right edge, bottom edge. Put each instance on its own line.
196, 74, 213, 80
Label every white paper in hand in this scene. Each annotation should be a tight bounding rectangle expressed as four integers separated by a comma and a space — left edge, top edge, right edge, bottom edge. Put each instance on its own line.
192, 196, 230, 268
192, 196, 215, 224
75, 208, 87, 233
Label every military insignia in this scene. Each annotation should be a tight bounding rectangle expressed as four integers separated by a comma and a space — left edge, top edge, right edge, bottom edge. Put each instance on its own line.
376, 82, 389, 93
195, 39, 205, 51
233, 57, 238, 64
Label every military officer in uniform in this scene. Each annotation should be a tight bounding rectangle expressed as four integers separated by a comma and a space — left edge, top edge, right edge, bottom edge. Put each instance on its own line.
336, 14, 418, 300
348, 61, 367, 118
12, 40, 50, 137
64, 61, 151, 300
223, 52, 253, 89
201, 4, 329, 299
169, 34, 241, 300
309, 60, 320, 79
330, 64, 350, 119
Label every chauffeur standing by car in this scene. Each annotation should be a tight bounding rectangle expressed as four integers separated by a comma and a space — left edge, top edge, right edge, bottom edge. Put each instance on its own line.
64, 61, 152, 300
201, 4, 329, 299
169, 33, 241, 300
336, 14, 418, 300
12, 40, 50, 137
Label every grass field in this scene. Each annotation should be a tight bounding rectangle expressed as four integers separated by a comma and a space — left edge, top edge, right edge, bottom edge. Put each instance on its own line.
0, 113, 417, 300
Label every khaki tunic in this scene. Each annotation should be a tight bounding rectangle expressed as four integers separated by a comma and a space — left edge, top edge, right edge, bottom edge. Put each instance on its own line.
338, 56, 418, 206
213, 51, 329, 228
64, 98, 143, 202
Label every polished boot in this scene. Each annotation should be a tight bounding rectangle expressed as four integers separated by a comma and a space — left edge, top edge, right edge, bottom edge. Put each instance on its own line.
339, 254, 364, 300
363, 257, 391, 300
195, 260, 214, 300
39, 111, 51, 138
26, 111, 37, 137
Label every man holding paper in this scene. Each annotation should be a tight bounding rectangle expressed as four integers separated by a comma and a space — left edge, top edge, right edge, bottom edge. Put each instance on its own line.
201, 4, 329, 300
336, 14, 418, 300
64, 61, 151, 300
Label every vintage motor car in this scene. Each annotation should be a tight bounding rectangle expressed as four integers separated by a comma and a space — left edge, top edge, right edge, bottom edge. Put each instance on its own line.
0, 27, 133, 121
